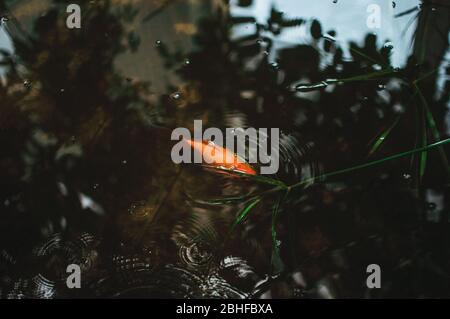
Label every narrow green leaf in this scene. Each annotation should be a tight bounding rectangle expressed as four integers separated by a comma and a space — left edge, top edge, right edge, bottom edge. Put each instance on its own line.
368, 117, 400, 156
289, 138, 450, 189
414, 83, 450, 179
271, 192, 287, 274
231, 197, 261, 230
419, 102, 428, 180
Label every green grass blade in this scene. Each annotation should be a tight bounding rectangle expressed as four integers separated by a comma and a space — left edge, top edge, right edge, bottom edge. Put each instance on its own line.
290, 138, 450, 189
294, 69, 398, 93
368, 117, 400, 156
419, 102, 428, 180
231, 197, 261, 231
414, 83, 450, 179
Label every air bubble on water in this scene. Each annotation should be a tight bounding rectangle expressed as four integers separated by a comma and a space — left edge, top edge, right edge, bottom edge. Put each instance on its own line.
128, 204, 137, 213
270, 62, 279, 70
60, 217, 67, 229
427, 202, 436, 210
373, 64, 382, 71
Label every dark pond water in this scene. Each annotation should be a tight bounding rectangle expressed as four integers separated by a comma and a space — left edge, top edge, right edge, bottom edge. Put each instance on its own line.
0, 0, 449, 298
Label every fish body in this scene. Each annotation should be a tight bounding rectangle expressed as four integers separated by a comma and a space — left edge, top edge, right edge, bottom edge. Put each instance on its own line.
184, 139, 256, 175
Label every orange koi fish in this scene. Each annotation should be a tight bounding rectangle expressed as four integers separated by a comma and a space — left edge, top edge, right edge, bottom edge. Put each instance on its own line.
184, 139, 257, 175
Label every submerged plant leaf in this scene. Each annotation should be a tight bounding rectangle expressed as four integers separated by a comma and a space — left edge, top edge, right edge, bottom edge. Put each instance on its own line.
271, 193, 286, 275
206, 166, 287, 188
192, 193, 258, 206
231, 197, 261, 231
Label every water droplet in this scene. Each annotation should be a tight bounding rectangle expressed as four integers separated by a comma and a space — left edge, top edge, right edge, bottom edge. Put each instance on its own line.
0, 16, 9, 24
184, 59, 190, 65
402, 173, 411, 180
392, 1, 396, 8
270, 62, 279, 70
60, 88, 65, 93
377, 84, 386, 91
373, 64, 383, 71
122, 160, 127, 165
427, 202, 436, 210
332, 0, 338, 3
155, 40, 162, 47
93, 183, 99, 190
170, 92, 181, 100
